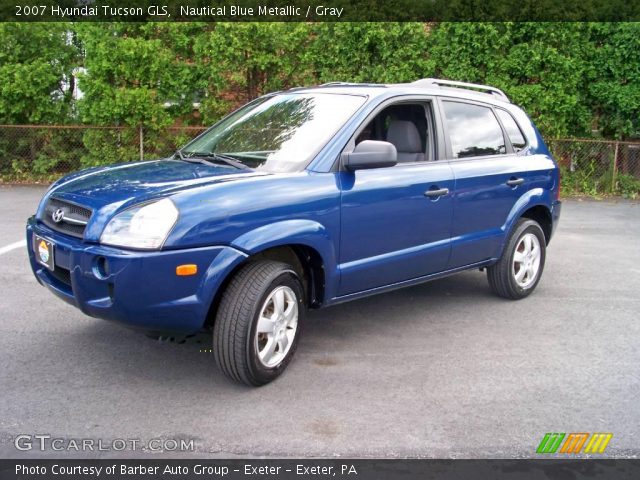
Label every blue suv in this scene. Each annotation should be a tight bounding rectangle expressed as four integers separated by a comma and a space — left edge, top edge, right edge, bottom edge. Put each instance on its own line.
27, 79, 561, 385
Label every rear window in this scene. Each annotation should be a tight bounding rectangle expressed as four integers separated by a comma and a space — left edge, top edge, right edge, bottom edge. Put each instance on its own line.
496, 109, 527, 151
443, 101, 506, 158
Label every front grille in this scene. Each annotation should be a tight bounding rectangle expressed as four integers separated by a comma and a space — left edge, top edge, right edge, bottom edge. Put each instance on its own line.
41, 197, 92, 238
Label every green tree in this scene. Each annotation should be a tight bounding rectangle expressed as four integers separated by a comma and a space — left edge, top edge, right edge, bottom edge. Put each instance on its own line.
75, 23, 205, 164
309, 23, 430, 83
424, 22, 593, 137
0, 23, 79, 124
0, 23, 80, 178
586, 23, 640, 139
193, 23, 315, 123
76, 23, 204, 129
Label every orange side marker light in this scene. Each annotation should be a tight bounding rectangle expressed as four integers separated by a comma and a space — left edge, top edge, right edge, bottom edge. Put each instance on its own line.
176, 264, 198, 276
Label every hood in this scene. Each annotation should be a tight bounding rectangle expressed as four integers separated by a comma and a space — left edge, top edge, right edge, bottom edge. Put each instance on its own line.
45, 159, 264, 211
38, 159, 268, 241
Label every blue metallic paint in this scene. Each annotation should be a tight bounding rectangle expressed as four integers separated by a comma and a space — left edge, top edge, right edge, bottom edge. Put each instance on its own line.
27, 85, 561, 334
337, 162, 455, 295
27, 217, 248, 332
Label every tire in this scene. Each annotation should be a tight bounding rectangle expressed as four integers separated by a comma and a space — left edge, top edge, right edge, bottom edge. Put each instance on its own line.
487, 218, 546, 300
213, 260, 305, 386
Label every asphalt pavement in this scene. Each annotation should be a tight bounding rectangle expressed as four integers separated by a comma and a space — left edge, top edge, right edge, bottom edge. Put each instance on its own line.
0, 185, 638, 458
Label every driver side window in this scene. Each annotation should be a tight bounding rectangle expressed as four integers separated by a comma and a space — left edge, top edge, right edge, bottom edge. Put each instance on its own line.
356, 103, 433, 163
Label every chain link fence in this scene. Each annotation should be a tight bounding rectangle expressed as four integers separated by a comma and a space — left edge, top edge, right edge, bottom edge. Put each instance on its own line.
1, 125, 639, 197
0, 125, 207, 182
548, 139, 640, 198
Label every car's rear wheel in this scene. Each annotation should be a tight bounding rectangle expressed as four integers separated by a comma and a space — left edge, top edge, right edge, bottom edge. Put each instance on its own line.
213, 260, 305, 386
487, 218, 546, 299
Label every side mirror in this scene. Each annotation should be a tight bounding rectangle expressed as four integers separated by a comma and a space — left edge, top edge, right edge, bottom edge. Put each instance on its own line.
343, 140, 397, 170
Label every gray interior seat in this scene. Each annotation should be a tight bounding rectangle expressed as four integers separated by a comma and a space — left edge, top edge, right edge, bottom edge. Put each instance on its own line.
386, 120, 425, 163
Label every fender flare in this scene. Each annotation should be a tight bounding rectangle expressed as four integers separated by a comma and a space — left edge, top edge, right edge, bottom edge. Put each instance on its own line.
498, 187, 553, 255
230, 219, 339, 300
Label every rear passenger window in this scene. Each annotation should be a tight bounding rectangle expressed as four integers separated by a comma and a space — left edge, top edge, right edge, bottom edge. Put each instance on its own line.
496, 109, 527, 151
443, 101, 506, 158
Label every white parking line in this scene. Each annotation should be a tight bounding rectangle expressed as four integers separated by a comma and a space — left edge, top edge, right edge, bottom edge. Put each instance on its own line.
0, 240, 26, 256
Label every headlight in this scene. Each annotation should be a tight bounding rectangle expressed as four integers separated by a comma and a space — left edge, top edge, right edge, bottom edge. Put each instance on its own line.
100, 198, 179, 250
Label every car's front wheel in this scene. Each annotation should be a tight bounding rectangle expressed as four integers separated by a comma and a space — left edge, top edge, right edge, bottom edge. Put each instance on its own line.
213, 260, 305, 386
487, 218, 546, 300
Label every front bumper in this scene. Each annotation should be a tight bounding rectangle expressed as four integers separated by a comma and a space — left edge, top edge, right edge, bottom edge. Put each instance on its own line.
26, 217, 248, 333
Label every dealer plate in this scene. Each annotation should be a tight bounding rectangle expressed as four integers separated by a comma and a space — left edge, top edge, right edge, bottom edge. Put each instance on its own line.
34, 234, 55, 271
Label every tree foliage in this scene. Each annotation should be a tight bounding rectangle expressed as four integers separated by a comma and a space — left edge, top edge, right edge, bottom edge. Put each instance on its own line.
308, 23, 430, 84
0, 23, 80, 124
586, 23, 640, 138
76, 23, 204, 129
0, 21, 638, 141
193, 23, 315, 123
424, 23, 590, 136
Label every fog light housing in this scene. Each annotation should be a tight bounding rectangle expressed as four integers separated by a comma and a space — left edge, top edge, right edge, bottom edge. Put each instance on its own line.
93, 256, 110, 279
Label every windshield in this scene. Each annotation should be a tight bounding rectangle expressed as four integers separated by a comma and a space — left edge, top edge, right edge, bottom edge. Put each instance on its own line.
180, 93, 366, 173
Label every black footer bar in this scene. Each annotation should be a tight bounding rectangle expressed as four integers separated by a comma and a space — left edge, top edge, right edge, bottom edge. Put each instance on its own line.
2, 459, 640, 480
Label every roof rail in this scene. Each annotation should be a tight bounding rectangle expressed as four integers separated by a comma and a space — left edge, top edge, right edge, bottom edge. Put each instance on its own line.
318, 81, 386, 88
412, 78, 510, 102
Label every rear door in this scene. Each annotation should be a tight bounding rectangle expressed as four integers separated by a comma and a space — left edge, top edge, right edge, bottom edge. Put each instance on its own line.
440, 99, 533, 268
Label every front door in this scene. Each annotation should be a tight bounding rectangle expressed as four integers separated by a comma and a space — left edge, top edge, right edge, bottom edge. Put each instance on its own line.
337, 162, 455, 296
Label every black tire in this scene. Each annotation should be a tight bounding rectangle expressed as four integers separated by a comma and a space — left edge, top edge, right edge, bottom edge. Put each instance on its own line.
213, 260, 305, 386
487, 218, 546, 300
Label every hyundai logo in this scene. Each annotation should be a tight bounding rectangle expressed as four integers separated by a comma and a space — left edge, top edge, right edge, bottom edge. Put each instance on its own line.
52, 209, 65, 223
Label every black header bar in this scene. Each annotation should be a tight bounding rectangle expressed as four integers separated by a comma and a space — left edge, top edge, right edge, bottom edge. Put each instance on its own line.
2, 0, 640, 22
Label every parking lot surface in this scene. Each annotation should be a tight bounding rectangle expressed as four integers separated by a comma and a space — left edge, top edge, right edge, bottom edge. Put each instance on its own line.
0, 185, 638, 458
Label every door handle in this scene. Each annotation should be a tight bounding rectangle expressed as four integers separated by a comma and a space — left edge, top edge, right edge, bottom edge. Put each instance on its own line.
506, 177, 525, 187
424, 187, 449, 198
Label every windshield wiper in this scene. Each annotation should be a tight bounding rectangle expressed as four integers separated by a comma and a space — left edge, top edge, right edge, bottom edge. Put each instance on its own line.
177, 151, 248, 170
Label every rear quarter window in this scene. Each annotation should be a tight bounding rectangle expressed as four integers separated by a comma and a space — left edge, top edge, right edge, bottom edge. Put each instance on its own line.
496, 109, 527, 151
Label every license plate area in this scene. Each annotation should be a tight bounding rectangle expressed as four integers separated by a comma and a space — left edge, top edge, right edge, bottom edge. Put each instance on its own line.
34, 234, 55, 271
